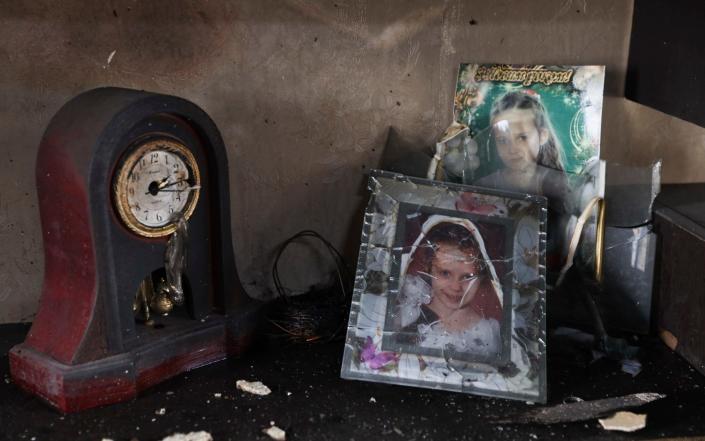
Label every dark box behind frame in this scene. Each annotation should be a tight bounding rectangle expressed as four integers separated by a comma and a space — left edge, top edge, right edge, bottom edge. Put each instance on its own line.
654, 184, 705, 375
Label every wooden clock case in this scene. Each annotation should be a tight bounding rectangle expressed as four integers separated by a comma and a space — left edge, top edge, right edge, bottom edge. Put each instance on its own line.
9, 87, 259, 412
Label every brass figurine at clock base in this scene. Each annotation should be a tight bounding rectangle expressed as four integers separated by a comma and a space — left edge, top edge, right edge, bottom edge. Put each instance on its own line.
9, 87, 261, 413
133, 212, 190, 325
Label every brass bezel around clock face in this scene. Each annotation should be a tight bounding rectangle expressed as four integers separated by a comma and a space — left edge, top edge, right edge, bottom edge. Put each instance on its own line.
113, 139, 201, 238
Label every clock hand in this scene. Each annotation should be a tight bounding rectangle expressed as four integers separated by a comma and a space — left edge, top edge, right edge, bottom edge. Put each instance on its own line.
159, 185, 201, 193
156, 176, 174, 190
160, 178, 188, 190
145, 178, 188, 195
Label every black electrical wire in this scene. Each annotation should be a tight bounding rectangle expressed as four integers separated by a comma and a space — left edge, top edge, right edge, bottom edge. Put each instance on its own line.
272, 230, 349, 301
268, 230, 352, 343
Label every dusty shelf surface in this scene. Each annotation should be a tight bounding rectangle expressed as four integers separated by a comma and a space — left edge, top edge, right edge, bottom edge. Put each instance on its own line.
2, 323, 705, 441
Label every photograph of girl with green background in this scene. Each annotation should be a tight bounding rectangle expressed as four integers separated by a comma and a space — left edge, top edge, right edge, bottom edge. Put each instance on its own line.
451, 64, 605, 268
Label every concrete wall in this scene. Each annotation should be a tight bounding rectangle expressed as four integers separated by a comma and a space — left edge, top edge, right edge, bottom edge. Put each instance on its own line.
602, 97, 705, 183
0, 0, 635, 323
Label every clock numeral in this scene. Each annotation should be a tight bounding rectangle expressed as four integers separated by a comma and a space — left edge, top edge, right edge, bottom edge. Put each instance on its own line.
128, 187, 135, 196
169, 206, 175, 214
150, 153, 159, 164
130, 172, 140, 183
175, 192, 181, 201
173, 163, 180, 170
156, 213, 163, 222
141, 159, 146, 168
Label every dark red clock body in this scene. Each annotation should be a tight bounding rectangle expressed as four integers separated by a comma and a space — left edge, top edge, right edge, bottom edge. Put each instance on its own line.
9, 88, 259, 412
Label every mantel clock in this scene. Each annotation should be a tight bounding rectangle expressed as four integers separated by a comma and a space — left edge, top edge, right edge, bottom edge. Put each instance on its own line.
9, 88, 259, 412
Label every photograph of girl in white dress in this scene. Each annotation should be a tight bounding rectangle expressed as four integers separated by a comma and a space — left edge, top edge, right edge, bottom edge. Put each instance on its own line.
390, 214, 508, 362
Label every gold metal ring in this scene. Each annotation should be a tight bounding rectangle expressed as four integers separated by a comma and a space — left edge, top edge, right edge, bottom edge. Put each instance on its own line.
594, 198, 605, 283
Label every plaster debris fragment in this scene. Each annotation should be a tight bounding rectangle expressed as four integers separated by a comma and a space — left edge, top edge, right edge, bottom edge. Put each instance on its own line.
236, 380, 272, 396
263, 425, 286, 441
369, 397, 377, 403
106, 50, 117, 65
214, 393, 222, 398
598, 411, 647, 432
155, 408, 166, 415
161, 431, 213, 441
660, 328, 678, 350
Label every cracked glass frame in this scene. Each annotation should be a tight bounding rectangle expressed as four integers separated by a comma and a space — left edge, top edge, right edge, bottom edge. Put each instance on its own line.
382, 203, 514, 367
341, 170, 548, 402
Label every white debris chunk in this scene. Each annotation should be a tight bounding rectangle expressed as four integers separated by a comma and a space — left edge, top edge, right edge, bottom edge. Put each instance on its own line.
214, 393, 222, 398
236, 380, 272, 396
161, 432, 213, 441
598, 411, 647, 432
263, 425, 286, 441
155, 408, 166, 415
369, 397, 376, 403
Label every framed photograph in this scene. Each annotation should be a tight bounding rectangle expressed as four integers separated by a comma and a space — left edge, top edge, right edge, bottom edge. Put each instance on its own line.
341, 170, 548, 402
382, 204, 513, 367
453, 64, 605, 182
437, 64, 605, 274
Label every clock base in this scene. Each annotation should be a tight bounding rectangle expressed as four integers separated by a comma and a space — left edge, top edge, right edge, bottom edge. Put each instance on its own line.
9, 306, 261, 413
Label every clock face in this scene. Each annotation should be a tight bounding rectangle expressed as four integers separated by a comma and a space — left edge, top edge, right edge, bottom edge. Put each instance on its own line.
113, 139, 200, 237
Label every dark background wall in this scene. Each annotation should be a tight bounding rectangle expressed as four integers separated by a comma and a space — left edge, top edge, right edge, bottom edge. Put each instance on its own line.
0, 0, 634, 322
626, 0, 705, 129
